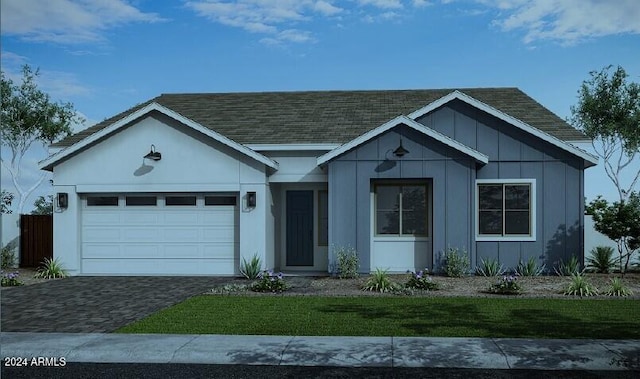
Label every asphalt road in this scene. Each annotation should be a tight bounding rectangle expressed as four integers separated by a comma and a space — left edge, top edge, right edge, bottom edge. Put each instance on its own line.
2, 363, 637, 379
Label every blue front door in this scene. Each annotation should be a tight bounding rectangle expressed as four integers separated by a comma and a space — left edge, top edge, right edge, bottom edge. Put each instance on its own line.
286, 190, 314, 266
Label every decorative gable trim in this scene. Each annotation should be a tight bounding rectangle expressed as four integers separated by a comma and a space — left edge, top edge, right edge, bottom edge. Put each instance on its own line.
39, 102, 278, 171
408, 90, 598, 167
317, 115, 489, 166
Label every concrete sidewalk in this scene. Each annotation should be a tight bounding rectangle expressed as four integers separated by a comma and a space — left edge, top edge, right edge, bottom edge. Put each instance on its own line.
1, 333, 639, 371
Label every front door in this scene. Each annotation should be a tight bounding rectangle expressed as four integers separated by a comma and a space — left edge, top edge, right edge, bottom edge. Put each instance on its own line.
286, 190, 314, 266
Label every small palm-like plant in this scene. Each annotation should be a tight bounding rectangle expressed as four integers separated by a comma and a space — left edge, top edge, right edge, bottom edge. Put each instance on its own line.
554, 255, 581, 276
586, 246, 616, 273
475, 258, 505, 277
34, 257, 68, 279
362, 268, 399, 293
516, 257, 546, 276
239, 253, 262, 279
604, 277, 633, 297
564, 273, 598, 296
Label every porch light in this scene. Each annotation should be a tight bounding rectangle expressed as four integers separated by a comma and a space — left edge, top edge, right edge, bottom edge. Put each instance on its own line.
143, 144, 162, 161
393, 140, 409, 157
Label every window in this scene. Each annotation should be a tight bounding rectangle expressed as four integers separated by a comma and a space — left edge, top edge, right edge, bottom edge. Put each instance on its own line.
477, 179, 535, 240
205, 196, 237, 206
375, 183, 427, 236
126, 196, 157, 206
87, 196, 118, 206
318, 190, 328, 246
165, 196, 196, 206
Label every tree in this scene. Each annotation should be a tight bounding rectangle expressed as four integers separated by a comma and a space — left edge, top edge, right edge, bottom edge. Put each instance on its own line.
586, 192, 640, 276
31, 195, 53, 215
571, 65, 640, 201
1, 65, 82, 213
1, 190, 14, 214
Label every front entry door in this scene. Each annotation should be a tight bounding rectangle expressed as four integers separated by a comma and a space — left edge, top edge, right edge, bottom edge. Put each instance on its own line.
286, 191, 314, 266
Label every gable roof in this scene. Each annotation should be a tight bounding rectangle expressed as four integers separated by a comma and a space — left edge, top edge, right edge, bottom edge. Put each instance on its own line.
53, 88, 588, 149
317, 115, 489, 166
39, 102, 278, 171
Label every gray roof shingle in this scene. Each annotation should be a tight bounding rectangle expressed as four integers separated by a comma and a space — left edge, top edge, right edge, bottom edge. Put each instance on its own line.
53, 88, 588, 147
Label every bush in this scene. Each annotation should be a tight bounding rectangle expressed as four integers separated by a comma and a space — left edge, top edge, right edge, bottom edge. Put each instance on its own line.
564, 273, 598, 296
488, 275, 522, 295
362, 268, 399, 293
475, 258, 505, 277
554, 255, 581, 276
604, 277, 633, 297
251, 270, 287, 293
334, 246, 359, 279
586, 246, 616, 273
1, 245, 16, 269
443, 247, 470, 277
1, 271, 24, 287
516, 257, 545, 276
34, 257, 68, 279
239, 253, 262, 279
405, 269, 439, 290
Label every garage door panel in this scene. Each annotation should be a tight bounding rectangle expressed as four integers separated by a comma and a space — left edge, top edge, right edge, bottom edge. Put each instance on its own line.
125, 213, 161, 225
84, 212, 121, 224
203, 209, 235, 224
202, 244, 239, 258
122, 228, 160, 242
202, 227, 235, 242
83, 245, 122, 259
84, 228, 121, 242
163, 228, 200, 241
163, 212, 200, 225
82, 258, 235, 275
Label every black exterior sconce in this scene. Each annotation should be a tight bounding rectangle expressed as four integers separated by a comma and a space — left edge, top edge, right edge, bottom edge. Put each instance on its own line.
247, 192, 257, 208
393, 140, 409, 157
143, 144, 162, 161
57, 193, 68, 209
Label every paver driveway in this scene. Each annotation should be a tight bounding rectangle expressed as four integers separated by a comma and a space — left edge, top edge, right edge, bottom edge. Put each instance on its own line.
1, 277, 229, 333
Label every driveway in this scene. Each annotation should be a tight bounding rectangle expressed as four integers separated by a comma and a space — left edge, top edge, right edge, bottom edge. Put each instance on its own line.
1, 276, 228, 333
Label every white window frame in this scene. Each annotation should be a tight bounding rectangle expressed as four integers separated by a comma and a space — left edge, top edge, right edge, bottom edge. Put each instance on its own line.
475, 178, 536, 242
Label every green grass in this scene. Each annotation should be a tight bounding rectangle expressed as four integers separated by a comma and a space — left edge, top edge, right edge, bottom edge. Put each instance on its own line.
116, 296, 640, 339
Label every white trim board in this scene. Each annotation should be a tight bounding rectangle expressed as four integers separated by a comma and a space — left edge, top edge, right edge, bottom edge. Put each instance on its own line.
39, 102, 279, 171
317, 115, 489, 166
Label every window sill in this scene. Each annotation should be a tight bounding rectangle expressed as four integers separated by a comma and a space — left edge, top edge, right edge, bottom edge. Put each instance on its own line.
373, 236, 431, 242
475, 235, 536, 242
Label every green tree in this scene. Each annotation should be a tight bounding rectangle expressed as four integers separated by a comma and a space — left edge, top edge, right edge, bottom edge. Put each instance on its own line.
571, 65, 640, 201
586, 192, 640, 276
1, 190, 14, 214
1, 65, 82, 213
31, 195, 53, 215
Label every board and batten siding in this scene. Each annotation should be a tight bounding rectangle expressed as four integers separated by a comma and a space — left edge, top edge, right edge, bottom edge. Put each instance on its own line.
328, 124, 477, 273
416, 100, 586, 270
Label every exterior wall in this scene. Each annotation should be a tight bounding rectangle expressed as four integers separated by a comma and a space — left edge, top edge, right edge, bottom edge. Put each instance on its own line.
416, 100, 586, 270
51, 112, 271, 275
262, 151, 328, 183
1, 213, 21, 267
328, 124, 477, 273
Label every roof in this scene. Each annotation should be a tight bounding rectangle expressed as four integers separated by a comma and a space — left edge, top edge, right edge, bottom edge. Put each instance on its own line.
53, 88, 588, 148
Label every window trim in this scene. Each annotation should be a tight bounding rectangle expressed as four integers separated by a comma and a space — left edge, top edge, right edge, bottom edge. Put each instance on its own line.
317, 190, 328, 246
373, 181, 429, 238
475, 179, 536, 242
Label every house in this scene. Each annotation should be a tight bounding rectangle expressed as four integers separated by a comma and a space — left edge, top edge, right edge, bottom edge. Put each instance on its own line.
39, 88, 597, 276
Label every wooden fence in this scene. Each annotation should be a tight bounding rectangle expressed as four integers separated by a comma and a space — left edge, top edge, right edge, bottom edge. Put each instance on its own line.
20, 214, 53, 267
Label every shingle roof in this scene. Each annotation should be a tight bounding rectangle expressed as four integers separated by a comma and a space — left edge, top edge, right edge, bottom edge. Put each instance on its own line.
53, 88, 588, 147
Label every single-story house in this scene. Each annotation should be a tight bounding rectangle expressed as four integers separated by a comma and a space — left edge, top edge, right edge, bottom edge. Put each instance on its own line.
39, 88, 597, 276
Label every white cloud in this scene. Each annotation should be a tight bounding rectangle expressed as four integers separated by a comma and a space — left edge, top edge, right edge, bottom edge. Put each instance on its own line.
357, 0, 404, 9
477, 0, 640, 44
0, 0, 164, 44
412, 0, 431, 7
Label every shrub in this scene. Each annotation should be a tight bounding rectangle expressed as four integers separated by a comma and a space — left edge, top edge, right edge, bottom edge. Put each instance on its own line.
34, 257, 68, 279
1, 245, 16, 269
554, 255, 581, 276
604, 277, 633, 297
239, 253, 262, 279
564, 273, 598, 296
334, 246, 359, 279
475, 258, 505, 277
516, 257, 545, 277
443, 247, 470, 278
362, 268, 399, 293
405, 269, 439, 290
586, 246, 616, 273
1, 271, 24, 287
251, 270, 287, 293
488, 275, 522, 295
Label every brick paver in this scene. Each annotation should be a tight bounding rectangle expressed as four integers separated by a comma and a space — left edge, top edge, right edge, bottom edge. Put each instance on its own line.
1, 276, 229, 333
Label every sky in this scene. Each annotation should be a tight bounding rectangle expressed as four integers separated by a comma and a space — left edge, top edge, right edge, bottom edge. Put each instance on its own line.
1, 0, 639, 213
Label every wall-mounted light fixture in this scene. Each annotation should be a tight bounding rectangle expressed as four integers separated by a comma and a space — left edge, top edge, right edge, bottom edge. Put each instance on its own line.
393, 140, 409, 157
143, 144, 162, 161
247, 191, 257, 208
57, 192, 68, 209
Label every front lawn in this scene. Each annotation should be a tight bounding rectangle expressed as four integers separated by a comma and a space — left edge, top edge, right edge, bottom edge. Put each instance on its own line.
116, 296, 640, 339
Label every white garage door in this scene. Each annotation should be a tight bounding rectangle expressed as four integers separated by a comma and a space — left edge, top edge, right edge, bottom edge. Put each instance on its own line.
81, 194, 238, 275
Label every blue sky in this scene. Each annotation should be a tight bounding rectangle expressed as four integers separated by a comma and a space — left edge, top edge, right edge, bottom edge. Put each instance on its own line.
1, 0, 639, 212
